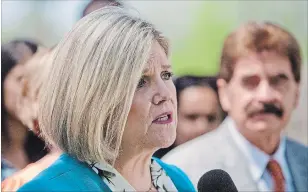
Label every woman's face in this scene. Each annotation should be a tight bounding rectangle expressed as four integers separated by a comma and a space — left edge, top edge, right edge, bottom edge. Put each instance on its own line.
4, 63, 26, 120
175, 86, 223, 146
3, 43, 34, 118
123, 41, 177, 152
3, 45, 38, 129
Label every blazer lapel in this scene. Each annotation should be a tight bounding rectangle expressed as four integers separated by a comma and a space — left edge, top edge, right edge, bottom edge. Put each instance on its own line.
285, 140, 308, 192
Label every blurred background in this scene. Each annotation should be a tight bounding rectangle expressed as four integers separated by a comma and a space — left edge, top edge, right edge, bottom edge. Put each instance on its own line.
1, 0, 307, 140
2, 0, 307, 75
3, 0, 307, 144
1, 0, 307, 186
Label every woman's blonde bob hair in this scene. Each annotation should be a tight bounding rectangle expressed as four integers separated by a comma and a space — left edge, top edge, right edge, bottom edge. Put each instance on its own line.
38, 7, 169, 165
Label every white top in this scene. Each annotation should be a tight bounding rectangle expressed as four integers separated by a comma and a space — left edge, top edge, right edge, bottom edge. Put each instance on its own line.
88, 158, 177, 191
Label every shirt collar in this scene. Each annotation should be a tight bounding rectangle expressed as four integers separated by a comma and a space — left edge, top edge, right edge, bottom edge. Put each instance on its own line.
87, 158, 177, 191
228, 118, 287, 181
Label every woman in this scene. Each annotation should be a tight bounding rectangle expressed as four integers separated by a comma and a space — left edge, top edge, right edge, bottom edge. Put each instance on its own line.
1, 40, 48, 180
173, 76, 225, 146
18, 7, 195, 191
2, 49, 62, 191
154, 76, 226, 158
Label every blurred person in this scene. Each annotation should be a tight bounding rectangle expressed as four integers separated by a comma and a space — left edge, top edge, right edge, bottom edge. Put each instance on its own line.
154, 76, 225, 158
285, 63, 308, 145
18, 7, 194, 191
2, 49, 62, 191
163, 21, 307, 192
82, 0, 122, 17
1, 40, 48, 180
173, 76, 225, 146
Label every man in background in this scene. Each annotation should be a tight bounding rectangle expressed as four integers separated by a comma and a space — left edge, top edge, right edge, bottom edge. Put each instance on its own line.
163, 21, 307, 192
286, 63, 307, 145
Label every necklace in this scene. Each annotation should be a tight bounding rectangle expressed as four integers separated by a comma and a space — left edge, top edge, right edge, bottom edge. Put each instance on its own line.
148, 163, 157, 192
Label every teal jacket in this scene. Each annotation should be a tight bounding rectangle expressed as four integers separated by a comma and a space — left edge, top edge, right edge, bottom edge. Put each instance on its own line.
18, 154, 195, 191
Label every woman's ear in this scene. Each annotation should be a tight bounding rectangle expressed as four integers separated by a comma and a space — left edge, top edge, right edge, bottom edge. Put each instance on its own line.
217, 78, 230, 112
17, 77, 38, 132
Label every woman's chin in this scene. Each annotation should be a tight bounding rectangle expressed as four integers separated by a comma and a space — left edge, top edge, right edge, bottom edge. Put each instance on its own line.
159, 139, 174, 149
143, 124, 176, 150
154, 132, 176, 149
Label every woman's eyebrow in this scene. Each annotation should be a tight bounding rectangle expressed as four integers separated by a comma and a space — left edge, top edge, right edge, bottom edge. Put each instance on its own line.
162, 64, 171, 70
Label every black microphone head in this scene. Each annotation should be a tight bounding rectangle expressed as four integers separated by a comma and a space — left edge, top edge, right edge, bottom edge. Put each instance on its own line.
197, 169, 238, 192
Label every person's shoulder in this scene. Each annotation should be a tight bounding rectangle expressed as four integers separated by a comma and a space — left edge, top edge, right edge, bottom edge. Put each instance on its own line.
17, 154, 80, 191
285, 137, 308, 186
18, 154, 104, 191
2, 162, 39, 192
286, 137, 308, 151
286, 138, 308, 158
162, 125, 226, 162
17, 175, 78, 192
2, 175, 24, 192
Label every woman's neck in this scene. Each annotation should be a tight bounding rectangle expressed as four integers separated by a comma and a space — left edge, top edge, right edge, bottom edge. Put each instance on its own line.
2, 116, 29, 169
36, 148, 62, 169
114, 148, 156, 191
6, 116, 28, 148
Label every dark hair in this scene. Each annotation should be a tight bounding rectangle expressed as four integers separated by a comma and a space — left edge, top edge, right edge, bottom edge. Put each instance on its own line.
82, 0, 122, 18
1, 40, 39, 144
219, 21, 301, 83
174, 75, 227, 120
174, 76, 218, 105
1, 39, 47, 163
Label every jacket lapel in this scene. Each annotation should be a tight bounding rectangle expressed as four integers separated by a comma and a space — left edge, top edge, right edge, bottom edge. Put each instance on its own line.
285, 139, 308, 192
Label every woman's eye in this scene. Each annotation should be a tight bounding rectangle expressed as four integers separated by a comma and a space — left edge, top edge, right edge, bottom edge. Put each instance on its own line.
186, 114, 198, 121
161, 72, 173, 80
207, 114, 217, 123
16, 74, 24, 82
137, 77, 146, 88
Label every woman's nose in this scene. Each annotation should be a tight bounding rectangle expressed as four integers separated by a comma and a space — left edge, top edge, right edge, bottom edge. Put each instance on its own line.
152, 81, 171, 105
195, 118, 209, 135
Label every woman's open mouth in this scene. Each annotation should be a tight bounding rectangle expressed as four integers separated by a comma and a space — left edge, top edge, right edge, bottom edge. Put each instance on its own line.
152, 112, 173, 124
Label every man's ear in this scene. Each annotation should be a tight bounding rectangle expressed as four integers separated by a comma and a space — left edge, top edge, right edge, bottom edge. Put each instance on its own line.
217, 78, 230, 112
293, 84, 300, 109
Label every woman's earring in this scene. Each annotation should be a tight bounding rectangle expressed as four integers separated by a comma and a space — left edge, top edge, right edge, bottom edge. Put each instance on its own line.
32, 119, 41, 136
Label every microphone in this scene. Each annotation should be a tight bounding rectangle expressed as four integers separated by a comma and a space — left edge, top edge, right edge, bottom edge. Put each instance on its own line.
197, 169, 238, 192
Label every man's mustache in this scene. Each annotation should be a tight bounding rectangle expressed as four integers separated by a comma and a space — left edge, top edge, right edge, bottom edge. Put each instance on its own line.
248, 103, 284, 118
